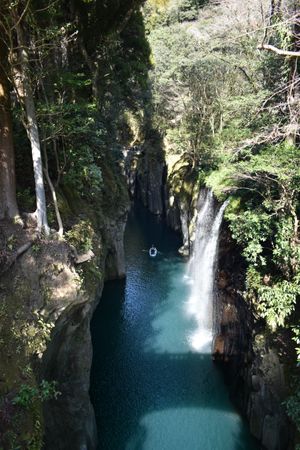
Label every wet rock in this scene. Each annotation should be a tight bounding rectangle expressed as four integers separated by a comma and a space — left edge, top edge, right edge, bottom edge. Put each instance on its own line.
217, 270, 230, 289
251, 374, 261, 392
178, 245, 189, 257
249, 391, 268, 439
212, 335, 225, 360
262, 414, 290, 450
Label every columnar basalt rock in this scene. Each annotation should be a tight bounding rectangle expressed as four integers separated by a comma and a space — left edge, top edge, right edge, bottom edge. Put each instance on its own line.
136, 154, 166, 216
124, 141, 199, 255
104, 207, 129, 280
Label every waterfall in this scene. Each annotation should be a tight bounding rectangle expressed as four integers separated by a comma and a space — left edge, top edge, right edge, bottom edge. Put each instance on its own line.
186, 189, 229, 353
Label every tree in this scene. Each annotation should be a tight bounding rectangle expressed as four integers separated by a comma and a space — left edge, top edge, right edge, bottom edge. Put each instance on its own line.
258, 0, 300, 144
11, 3, 49, 234
0, 22, 19, 220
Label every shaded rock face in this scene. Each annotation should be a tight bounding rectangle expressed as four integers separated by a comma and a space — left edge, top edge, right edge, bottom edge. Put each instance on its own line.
246, 344, 292, 450
135, 152, 166, 216
104, 207, 129, 280
42, 302, 98, 450
213, 225, 294, 450
123, 143, 197, 254
123, 146, 141, 199
163, 188, 182, 233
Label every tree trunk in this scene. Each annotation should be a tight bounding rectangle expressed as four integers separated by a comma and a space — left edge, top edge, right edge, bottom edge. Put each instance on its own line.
0, 35, 19, 220
43, 144, 64, 237
285, 0, 300, 145
79, 39, 100, 100
44, 168, 64, 237
266, 0, 300, 144
13, 12, 49, 234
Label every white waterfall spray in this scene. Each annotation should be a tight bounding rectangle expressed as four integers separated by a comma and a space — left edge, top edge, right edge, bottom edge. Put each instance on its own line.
186, 189, 229, 353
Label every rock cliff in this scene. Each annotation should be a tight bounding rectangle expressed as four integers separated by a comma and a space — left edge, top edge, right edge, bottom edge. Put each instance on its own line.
213, 226, 295, 450
0, 187, 129, 449
124, 138, 199, 255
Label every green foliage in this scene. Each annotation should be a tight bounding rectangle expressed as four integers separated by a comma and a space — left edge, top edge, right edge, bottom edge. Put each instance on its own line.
13, 385, 39, 409
205, 165, 233, 200
227, 210, 271, 265
38, 102, 104, 201
144, 0, 207, 28
16, 188, 35, 212
292, 326, 300, 365
173, 0, 200, 22
38, 380, 60, 402
6, 234, 17, 251
285, 381, 300, 434
12, 311, 54, 358
31, 242, 42, 254
273, 217, 300, 278
63, 144, 103, 200
211, 142, 300, 327
257, 281, 300, 331
12, 4, 150, 215
145, 0, 269, 170
13, 380, 60, 409
65, 220, 94, 253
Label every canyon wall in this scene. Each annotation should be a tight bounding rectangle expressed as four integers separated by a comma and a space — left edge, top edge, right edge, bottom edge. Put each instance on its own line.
213, 227, 295, 450
0, 182, 129, 449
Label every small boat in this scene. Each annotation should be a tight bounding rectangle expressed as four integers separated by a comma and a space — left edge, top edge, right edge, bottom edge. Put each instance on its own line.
149, 246, 158, 257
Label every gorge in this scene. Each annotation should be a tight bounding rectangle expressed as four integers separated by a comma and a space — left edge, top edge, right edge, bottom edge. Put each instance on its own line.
90, 201, 258, 450
0, 1, 299, 449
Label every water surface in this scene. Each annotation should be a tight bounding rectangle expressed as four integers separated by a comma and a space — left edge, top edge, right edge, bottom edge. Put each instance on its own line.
90, 205, 258, 450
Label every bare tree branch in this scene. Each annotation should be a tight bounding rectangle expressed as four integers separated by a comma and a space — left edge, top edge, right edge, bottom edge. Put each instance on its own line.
257, 43, 300, 57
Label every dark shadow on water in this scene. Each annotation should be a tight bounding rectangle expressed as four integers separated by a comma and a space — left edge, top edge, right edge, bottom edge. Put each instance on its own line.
90, 205, 259, 450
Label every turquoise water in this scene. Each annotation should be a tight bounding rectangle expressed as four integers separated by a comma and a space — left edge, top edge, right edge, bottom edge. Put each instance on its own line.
90, 206, 258, 450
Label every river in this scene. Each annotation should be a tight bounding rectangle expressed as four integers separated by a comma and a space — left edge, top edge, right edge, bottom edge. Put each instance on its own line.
90, 204, 258, 450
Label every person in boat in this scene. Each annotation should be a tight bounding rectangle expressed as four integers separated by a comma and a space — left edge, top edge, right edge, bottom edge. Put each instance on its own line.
149, 244, 158, 257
